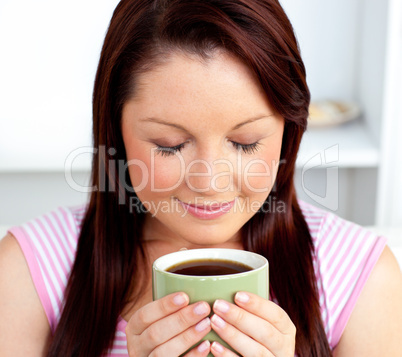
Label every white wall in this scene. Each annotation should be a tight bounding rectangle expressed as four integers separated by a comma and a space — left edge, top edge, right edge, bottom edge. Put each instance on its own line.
0, 0, 119, 171
280, 0, 365, 102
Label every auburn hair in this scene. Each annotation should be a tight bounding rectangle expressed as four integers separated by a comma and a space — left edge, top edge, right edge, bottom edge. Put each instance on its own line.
48, 0, 332, 356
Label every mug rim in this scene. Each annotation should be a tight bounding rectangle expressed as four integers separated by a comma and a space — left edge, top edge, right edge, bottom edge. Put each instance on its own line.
153, 248, 268, 278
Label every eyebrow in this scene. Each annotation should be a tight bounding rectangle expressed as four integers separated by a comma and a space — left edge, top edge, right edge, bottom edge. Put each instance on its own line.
140, 115, 273, 132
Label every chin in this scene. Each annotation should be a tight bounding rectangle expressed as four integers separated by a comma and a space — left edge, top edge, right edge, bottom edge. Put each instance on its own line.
177, 229, 241, 249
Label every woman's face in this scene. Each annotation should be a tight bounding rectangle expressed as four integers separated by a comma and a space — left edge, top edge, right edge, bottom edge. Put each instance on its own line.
121, 50, 284, 249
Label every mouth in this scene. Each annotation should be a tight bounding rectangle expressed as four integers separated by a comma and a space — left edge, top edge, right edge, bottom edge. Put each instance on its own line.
177, 198, 236, 220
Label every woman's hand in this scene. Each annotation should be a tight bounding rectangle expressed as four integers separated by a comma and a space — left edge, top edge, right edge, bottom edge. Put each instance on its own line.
209, 292, 296, 357
125, 292, 212, 357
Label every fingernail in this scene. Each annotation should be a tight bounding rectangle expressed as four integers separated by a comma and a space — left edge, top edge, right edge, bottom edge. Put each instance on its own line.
193, 302, 209, 315
197, 340, 210, 352
195, 317, 211, 332
211, 314, 226, 328
173, 293, 187, 306
213, 299, 229, 313
235, 292, 249, 303
211, 341, 224, 353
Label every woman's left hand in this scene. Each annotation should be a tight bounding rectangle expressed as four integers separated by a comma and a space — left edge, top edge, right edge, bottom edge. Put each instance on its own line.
210, 292, 296, 357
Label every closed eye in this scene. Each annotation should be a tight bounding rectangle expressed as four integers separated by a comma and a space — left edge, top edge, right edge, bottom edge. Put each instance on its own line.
155, 142, 186, 157
154, 141, 261, 157
231, 141, 261, 154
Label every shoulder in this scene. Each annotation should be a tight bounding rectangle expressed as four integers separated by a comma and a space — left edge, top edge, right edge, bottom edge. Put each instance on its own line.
298, 200, 388, 348
0, 205, 87, 355
5, 205, 87, 330
298, 200, 386, 256
8, 205, 86, 264
297, 200, 341, 241
333, 245, 402, 356
0, 233, 52, 356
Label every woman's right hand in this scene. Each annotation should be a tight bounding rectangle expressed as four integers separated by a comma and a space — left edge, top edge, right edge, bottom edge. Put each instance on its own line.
126, 292, 212, 357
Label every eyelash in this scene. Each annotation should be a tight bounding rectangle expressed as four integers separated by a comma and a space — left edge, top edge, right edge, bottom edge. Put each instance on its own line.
155, 141, 261, 157
155, 143, 186, 157
231, 141, 261, 155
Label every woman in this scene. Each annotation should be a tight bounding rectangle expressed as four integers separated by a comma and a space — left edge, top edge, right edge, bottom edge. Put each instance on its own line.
1, 0, 401, 356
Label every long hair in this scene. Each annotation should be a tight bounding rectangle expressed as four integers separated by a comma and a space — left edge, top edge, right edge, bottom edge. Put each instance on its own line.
48, 1, 332, 356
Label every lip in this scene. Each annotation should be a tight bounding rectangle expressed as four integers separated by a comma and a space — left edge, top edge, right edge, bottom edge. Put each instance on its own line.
178, 199, 236, 220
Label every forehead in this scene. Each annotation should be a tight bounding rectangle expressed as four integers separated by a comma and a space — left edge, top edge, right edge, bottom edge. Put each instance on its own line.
132, 50, 268, 102
123, 50, 275, 130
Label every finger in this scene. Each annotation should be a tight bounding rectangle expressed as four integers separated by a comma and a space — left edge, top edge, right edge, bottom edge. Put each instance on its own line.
210, 341, 238, 356
150, 318, 212, 357
184, 340, 211, 357
234, 292, 295, 335
210, 314, 275, 357
212, 299, 287, 354
141, 301, 211, 352
128, 292, 189, 334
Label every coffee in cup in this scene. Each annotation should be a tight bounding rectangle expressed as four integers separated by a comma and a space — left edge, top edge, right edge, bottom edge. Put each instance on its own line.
166, 258, 253, 276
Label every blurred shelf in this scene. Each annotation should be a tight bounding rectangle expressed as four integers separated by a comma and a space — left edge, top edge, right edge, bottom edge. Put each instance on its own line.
296, 120, 380, 169
0, 146, 92, 172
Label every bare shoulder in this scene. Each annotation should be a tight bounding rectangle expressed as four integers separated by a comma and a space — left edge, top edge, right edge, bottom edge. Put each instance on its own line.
334, 245, 402, 357
0, 233, 52, 356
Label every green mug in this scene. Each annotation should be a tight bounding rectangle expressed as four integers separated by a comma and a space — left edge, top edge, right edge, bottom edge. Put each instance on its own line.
152, 248, 269, 356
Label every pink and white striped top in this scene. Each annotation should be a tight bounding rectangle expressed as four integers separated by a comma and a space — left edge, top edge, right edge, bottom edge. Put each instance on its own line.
8, 201, 386, 355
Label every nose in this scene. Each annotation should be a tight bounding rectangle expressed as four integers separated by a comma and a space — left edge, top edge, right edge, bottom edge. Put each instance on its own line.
184, 157, 235, 196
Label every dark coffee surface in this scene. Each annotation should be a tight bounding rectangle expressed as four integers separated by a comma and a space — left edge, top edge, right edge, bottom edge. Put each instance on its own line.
167, 258, 252, 276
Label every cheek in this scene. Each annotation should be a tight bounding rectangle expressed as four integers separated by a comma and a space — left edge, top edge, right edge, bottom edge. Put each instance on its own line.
240, 149, 281, 195
151, 156, 185, 192
126, 148, 185, 194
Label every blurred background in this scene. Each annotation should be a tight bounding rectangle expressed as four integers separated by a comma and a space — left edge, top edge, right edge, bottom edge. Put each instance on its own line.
0, 0, 401, 230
